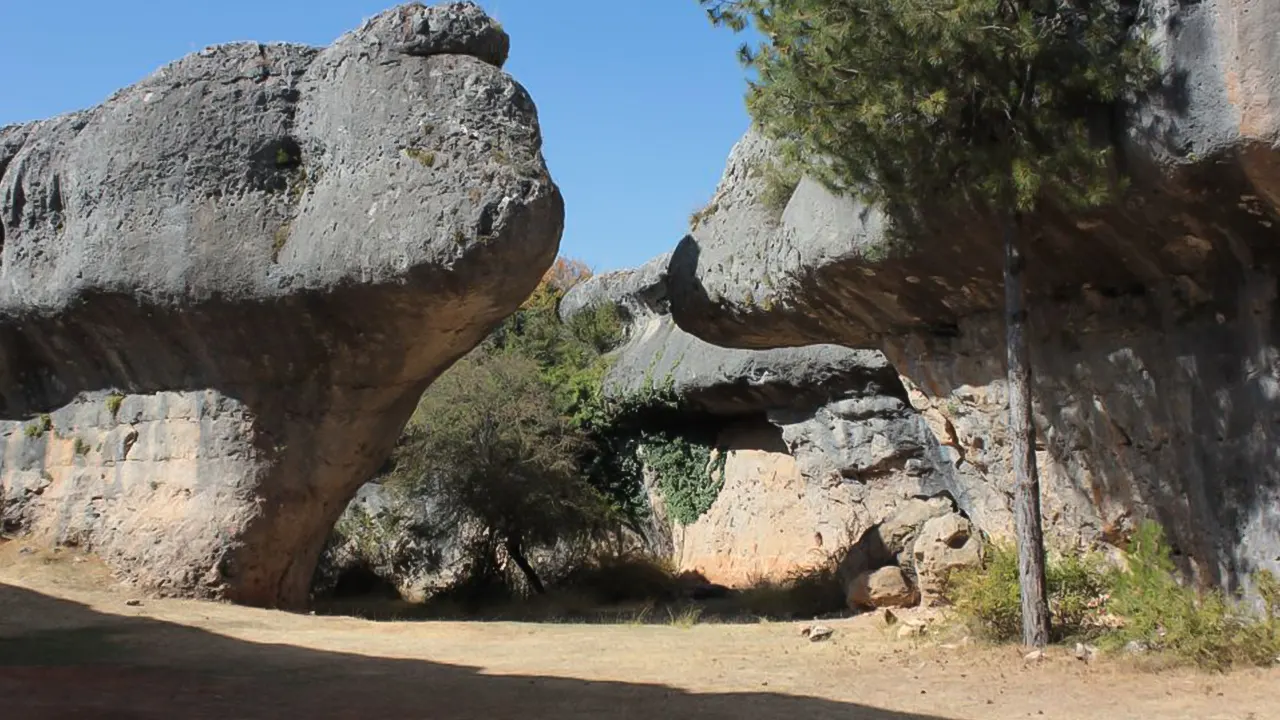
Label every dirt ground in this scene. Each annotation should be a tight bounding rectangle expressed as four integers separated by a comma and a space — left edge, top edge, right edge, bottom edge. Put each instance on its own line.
0, 543, 1275, 720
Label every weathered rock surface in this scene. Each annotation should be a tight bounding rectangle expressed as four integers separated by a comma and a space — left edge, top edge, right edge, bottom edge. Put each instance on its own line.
0, 2, 563, 607
847, 566, 918, 610
837, 496, 956, 587
561, 253, 899, 416
312, 481, 470, 601
562, 257, 963, 584
913, 513, 984, 605
651, 422, 852, 586
668, 0, 1280, 590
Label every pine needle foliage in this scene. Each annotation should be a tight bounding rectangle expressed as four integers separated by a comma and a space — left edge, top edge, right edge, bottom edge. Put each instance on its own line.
702, 0, 1159, 216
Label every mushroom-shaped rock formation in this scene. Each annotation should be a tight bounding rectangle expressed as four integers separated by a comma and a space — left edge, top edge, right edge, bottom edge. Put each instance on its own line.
667, 0, 1280, 589
561, 255, 995, 586
0, 2, 563, 608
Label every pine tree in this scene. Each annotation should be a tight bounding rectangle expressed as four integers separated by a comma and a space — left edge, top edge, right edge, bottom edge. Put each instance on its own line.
703, 0, 1157, 647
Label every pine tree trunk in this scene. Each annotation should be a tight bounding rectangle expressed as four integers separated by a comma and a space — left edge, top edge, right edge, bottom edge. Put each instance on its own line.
1003, 212, 1050, 648
505, 536, 546, 595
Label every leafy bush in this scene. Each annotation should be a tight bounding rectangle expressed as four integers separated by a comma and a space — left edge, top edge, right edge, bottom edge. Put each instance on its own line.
948, 521, 1280, 669
1100, 522, 1280, 670
642, 432, 726, 526
948, 541, 1109, 643
390, 350, 607, 595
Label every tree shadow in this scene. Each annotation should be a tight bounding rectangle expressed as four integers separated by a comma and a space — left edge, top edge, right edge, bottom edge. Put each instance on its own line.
0, 582, 950, 720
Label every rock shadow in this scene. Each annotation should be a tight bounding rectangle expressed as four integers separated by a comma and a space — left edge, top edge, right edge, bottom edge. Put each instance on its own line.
0, 581, 950, 720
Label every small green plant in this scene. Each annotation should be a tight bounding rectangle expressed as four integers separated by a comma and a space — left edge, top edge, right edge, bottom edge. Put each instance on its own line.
288, 166, 309, 203
73, 437, 90, 456
759, 159, 801, 219
949, 522, 1280, 670
642, 434, 726, 526
105, 392, 125, 418
1100, 522, 1280, 670
627, 601, 656, 625
689, 201, 720, 228
24, 414, 53, 438
404, 147, 436, 168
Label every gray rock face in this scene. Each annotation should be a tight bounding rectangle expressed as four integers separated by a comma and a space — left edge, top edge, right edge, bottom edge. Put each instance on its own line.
562, 255, 971, 580
0, 2, 562, 607
393, 1, 511, 66
561, 253, 900, 416
667, 0, 1280, 590
560, 253, 950, 491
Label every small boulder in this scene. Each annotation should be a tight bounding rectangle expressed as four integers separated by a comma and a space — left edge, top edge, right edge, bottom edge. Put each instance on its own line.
390, 2, 511, 67
846, 566, 919, 610
913, 513, 983, 604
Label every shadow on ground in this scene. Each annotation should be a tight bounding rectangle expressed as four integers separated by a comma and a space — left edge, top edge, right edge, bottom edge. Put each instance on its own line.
0, 582, 949, 720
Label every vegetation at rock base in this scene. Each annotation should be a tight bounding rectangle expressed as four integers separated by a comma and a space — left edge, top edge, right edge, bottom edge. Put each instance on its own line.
947, 521, 1280, 670
322, 256, 727, 606
702, 0, 1159, 647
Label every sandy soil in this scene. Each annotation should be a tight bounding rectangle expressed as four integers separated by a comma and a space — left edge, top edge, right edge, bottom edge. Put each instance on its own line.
0, 543, 1275, 720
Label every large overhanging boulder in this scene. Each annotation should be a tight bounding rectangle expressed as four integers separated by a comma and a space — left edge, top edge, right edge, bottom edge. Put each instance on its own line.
560, 252, 901, 416
667, 0, 1280, 590
0, 2, 563, 608
561, 251, 1007, 550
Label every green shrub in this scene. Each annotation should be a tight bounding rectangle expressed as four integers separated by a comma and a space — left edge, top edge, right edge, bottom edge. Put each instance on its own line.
105, 392, 125, 418
23, 414, 53, 439
554, 552, 679, 605
1101, 521, 1280, 670
758, 159, 801, 219
642, 434, 726, 526
947, 541, 1109, 643
948, 521, 1280, 670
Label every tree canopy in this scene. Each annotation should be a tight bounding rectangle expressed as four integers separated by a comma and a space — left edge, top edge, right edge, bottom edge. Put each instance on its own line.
703, 0, 1158, 215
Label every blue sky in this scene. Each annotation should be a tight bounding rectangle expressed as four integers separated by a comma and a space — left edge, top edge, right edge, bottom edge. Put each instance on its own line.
0, 1, 755, 272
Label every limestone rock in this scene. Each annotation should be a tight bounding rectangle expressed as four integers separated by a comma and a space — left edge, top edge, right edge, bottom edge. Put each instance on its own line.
838, 496, 957, 586
560, 253, 898, 416
913, 513, 984, 604
667, 0, 1280, 592
0, 3, 563, 607
562, 255, 956, 586
648, 421, 858, 587
846, 566, 918, 610
386, 1, 511, 66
